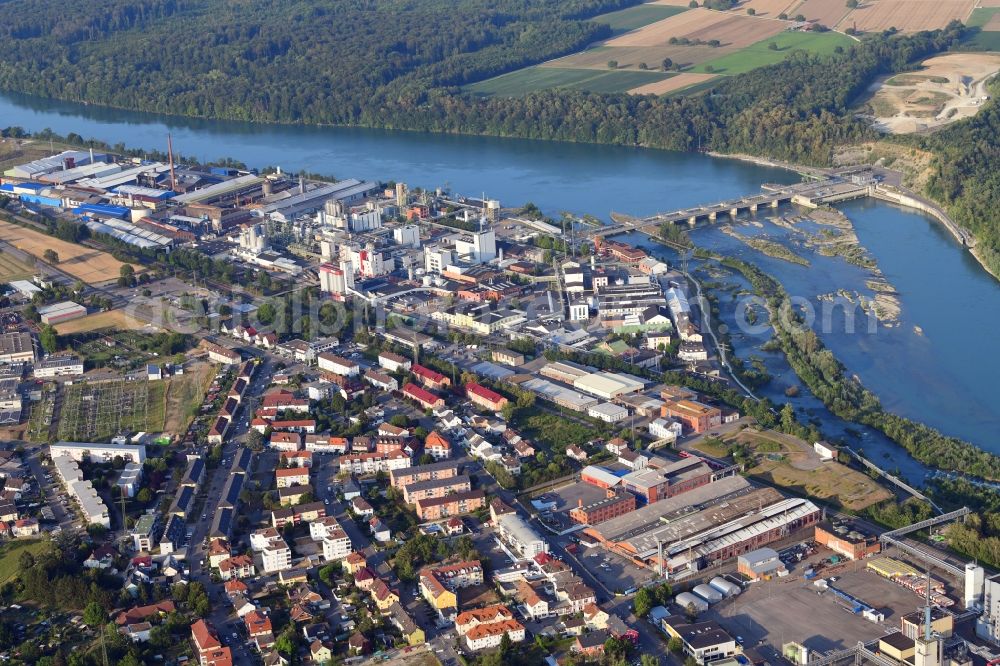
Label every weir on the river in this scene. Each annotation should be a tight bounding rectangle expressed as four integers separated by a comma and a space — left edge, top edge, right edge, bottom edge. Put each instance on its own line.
589, 174, 873, 239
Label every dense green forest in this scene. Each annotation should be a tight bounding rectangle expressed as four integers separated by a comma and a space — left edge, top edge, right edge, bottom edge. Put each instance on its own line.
0, 1, 965, 165
0, 0, 634, 122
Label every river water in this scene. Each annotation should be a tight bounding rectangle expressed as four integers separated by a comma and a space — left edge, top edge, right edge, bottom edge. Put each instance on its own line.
1, 91, 998, 481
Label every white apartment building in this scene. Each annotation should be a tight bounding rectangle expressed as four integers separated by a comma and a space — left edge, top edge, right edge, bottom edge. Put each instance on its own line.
649, 418, 682, 443
51, 441, 147, 464
338, 450, 411, 475
378, 351, 411, 373
309, 517, 353, 561
317, 352, 359, 377
250, 528, 292, 573
52, 455, 110, 527
33, 355, 84, 378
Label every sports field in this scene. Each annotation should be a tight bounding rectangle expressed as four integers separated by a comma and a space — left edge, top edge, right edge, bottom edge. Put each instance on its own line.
0, 220, 139, 285
464, 65, 670, 96
690, 30, 855, 75
0, 250, 35, 282
591, 2, 689, 35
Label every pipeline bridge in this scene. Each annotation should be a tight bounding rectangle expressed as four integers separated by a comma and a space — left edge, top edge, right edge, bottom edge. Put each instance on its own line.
879, 507, 972, 578
589, 176, 872, 239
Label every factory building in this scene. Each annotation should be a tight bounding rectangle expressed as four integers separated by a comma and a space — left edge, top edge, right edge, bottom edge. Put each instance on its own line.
496, 513, 548, 559
814, 521, 881, 561
569, 491, 636, 526
620, 457, 715, 504
583, 476, 820, 574
0, 331, 37, 364
661, 399, 722, 434
37, 301, 87, 326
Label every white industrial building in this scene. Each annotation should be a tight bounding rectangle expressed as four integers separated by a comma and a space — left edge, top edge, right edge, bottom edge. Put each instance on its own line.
4, 150, 101, 179
38, 301, 87, 326
496, 513, 548, 559
455, 228, 497, 264
588, 402, 629, 423
572, 371, 646, 400
393, 224, 420, 248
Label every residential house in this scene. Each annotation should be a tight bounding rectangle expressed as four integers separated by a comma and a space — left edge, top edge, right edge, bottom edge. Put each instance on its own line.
191, 619, 233, 666
351, 496, 374, 517
424, 431, 451, 460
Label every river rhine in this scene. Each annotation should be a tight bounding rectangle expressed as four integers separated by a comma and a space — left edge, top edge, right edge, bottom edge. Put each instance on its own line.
1, 91, 997, 482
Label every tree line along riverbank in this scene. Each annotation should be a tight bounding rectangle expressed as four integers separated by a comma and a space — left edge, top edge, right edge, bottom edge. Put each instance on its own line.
702, 249, 1000, 481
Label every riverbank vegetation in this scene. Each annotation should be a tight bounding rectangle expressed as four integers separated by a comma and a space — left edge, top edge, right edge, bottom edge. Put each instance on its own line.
922, 77, 1000, 276
717, 252, 1000, 480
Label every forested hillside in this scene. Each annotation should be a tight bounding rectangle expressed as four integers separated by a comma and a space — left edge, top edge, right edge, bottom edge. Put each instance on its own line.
0, 0, 635, 122
924, 83, 1000, 275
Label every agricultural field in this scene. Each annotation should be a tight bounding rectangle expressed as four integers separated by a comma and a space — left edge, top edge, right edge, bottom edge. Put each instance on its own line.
0, 219, 139, 285
862, 52, 1000, 133
591, 2, 688, 35
962, 7, 1000, 49
731, 0, 801, 17
791, 0, 855, 28
464, 64, 670, 96
57, 379, 165, 442
608, 8, 786, 49
690, 30, 855, 75
842, 0, 976, 33
54, 308, 159, 335
0, 250, 35, 282
540, 7, 789, 78
629, 71, 718, 94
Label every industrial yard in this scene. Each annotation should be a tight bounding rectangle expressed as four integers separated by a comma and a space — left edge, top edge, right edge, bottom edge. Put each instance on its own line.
709, 563, 930, 653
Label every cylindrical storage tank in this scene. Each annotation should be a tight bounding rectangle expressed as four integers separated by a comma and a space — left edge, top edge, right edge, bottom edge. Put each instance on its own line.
693, 584, 723, 604
709, 577, 741, 598
675, 592, 709, 614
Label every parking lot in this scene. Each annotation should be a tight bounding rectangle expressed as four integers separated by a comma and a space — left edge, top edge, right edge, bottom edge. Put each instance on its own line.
561, 536, 657, 595
709, 558, 931, 655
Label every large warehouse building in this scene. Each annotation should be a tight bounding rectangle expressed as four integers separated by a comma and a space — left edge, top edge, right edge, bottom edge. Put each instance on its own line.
582, 475, 821, 575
